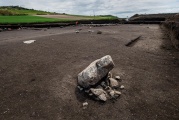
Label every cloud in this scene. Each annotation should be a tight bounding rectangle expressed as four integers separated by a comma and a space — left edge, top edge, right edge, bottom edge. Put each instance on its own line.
1, 0, 179, 17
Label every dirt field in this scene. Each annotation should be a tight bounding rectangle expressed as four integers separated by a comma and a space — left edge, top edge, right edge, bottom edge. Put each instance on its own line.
0, 25, 178, 120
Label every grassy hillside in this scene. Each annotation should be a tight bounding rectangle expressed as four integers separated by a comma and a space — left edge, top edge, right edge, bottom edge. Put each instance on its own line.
0, 16, 71, 24
0, 6, 119, 24
0, 6, 55, 15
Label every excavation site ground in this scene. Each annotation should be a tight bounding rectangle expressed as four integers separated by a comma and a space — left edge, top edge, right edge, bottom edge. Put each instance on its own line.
0, 24, 178, 120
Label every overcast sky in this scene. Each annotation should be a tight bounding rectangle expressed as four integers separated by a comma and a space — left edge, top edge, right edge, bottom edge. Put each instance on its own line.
1, 0, 179, 17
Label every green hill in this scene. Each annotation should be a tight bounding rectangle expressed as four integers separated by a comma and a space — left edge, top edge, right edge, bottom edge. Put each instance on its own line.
0, 6, 56, 15
0, 6, 119, 24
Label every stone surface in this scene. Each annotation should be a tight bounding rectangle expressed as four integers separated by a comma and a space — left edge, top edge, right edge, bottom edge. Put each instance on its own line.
90, 88, 107, 101
90, 88, 106, 96
98, 94, 107, 102
109, 78, 119, 88
114, 90, 121, 96
114, 90, 121, 98
77, 55, 115, 88
109, 90, 115, 97
108, 72, 112, 78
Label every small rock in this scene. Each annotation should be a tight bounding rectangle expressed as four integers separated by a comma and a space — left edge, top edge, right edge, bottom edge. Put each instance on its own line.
109, 78, 119, 88
98, 94, 107, 102
114, 90, 121, 97
23, 40, 36, 44
114, 90, 121, 95
108, 72, 112, 78
83, 102, 88, 106
75, 30, 79, 33
82, 102, 88, 109
115, 76, 121, 81
120, 85, 125, 90
90, 88, 107, 102
109, 90, 115, 97
90, 88, 105, 96
89, 93, 93, 96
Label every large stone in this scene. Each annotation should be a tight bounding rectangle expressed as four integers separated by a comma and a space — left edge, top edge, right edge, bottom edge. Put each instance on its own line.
77, 55, 115, 88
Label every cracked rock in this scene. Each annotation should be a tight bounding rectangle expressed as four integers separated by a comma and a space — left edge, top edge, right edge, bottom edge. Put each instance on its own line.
77, 55, 115, 88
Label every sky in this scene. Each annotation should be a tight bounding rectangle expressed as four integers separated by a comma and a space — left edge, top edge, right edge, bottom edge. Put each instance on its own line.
0, 0, 179, 17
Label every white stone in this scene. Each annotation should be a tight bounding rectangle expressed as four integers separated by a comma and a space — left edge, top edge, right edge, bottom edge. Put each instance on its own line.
98, 94, 107, 102
83, 102, 88, 107
120, 85, 125, 89
23, 40, 36, 44
82, 102, 88, 109
115, 76, 121, 80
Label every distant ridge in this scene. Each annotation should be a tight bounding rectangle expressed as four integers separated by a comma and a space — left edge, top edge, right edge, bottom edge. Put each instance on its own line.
129, 13, 178, 22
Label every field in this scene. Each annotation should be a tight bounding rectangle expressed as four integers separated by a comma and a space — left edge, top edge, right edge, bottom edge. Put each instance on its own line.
0, 25, 178, 120
0, 6, 118, 24
0, 15, 71, 24
0, 15, 118, 24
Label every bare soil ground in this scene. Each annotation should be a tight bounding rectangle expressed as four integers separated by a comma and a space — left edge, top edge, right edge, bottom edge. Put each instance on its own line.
0, 25, 178, 120
35, 15, 93, 20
